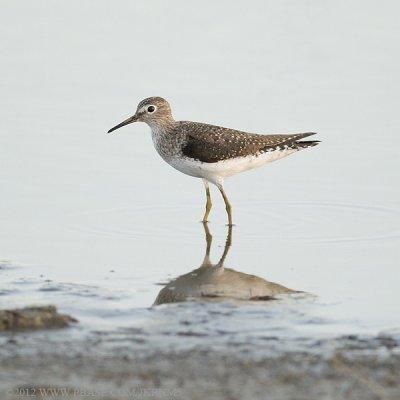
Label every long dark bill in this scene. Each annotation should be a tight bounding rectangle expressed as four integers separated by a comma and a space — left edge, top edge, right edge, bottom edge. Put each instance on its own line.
107, 114, 137, 133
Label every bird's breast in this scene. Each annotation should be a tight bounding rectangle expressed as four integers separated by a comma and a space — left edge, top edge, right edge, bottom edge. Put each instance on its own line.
151, 127, 185, 161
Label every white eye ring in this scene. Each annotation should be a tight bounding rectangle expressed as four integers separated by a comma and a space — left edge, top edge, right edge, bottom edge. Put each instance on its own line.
147, 105, 156, 113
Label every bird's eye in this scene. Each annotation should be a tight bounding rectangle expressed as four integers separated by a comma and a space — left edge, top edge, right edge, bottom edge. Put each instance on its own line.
147, 105, 156, 113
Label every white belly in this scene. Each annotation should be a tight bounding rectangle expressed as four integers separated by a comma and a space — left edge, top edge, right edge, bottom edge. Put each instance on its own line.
167, 149, 297, 185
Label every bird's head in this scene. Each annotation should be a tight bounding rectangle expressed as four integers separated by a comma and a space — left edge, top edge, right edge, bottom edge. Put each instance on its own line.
108, 97, 174, 133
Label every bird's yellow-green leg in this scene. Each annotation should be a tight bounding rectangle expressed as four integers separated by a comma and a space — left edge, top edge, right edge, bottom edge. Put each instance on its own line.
202, 179, 212, 223
217, 224, 233, 267
218, 185, 233, 226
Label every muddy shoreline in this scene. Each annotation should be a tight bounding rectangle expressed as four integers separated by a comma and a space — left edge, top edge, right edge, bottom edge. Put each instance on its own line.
1, 327, 399, 400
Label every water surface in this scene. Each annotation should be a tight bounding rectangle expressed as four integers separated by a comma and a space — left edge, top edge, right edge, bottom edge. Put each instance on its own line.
1, 0, 399, 349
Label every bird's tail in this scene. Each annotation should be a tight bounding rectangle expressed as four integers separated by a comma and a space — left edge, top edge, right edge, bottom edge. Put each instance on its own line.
294, 140, 320, 149
278, 132, 320, 150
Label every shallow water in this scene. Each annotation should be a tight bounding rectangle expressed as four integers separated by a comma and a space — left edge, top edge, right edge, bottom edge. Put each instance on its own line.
1, 0, 400, 351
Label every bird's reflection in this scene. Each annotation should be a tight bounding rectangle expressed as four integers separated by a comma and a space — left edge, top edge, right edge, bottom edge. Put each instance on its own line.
154, 223, 296, 305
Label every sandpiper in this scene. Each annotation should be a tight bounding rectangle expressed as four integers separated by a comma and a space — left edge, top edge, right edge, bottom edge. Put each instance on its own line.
108, 97, 319, 225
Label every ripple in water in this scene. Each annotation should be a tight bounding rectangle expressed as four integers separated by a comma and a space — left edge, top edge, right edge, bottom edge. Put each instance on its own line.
65, 201, 400, 244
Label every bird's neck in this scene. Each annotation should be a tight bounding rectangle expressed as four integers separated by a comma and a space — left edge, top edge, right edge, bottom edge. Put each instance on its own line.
147, 117, 176, 133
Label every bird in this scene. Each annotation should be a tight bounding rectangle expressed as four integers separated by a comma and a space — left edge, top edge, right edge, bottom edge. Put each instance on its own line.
108, 97, 319, 225
154, 223, 296, 305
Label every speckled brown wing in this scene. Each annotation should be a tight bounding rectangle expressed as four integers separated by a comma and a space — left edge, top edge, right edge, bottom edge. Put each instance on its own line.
179, 121, 317, 163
